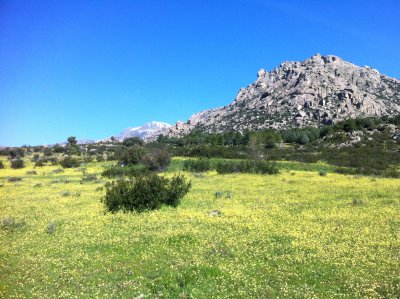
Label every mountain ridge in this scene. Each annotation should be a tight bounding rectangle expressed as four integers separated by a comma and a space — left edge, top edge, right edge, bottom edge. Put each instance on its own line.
168, 54, 400, 137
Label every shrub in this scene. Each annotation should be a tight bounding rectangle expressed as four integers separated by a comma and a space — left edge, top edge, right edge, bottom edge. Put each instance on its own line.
119, 146, 145, 165
102, 173, 191, 212
0, 217, 25, 232
43, 148, 53, 156
122, 137, 144, 147
81, 171, 98, 183
7, 177, 22, 182
0, 161, 4, 169
319, 171, 327, 176
46, 221, 57, 234
96, 155, 105, 162
31, 154, 40, 162
34, 159, 46, 167
101, 165, 149, 178
52, 168, 64, 174
59, 156, 81, 168
26, 170, 37, 175
143, 150, 171, 171
216, 160, 279, 174
183, 158, 211, 172
10, 158, 25, 169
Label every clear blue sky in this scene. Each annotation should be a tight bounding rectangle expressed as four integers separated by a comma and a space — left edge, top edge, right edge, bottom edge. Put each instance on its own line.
1, 0, 399, 146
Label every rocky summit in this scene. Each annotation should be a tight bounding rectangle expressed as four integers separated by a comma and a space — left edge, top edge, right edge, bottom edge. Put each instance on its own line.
169, 54, 400, 137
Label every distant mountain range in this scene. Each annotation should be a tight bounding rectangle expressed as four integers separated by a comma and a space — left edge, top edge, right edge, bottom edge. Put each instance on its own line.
17, 53, 400, 147
168, 53, 400, 137
98, 121, 171, 143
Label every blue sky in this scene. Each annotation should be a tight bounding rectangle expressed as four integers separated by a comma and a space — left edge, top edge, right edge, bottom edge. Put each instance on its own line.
1, 0, 399, 146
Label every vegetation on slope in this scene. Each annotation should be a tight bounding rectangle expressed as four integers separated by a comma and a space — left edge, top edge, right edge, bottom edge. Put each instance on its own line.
0, 158, 399, 298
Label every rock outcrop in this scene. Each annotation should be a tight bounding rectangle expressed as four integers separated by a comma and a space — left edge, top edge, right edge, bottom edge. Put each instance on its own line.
169, 54, 400, 137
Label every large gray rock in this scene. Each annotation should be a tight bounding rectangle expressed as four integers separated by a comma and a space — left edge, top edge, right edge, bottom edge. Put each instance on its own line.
168, 54, 400, 137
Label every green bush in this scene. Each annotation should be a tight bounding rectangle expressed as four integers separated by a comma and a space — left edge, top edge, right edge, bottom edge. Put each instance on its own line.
143, 150, 171, 171
183, 158, 211, 172
34, 159, 46, 167
119, 145, 145, 165
102, 173, 191, 212
59, 156, 81, 168
10, 158, 25, 169
0, 161, 4, 169
122, 137, 144, 147
216, 160, 279, 174
101, 165, 149, 178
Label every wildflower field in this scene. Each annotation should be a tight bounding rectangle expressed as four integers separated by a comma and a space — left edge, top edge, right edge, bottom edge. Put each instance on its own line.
1, 158, 399, 298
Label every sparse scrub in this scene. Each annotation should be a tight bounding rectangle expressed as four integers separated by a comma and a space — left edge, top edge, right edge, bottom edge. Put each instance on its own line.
7, 177, 22, 182
216, 160, 279, 174
101, 165, 149, 178
0, 217, 25, 232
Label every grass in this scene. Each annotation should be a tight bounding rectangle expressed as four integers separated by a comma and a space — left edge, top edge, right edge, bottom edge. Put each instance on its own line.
0, 157, 399, 298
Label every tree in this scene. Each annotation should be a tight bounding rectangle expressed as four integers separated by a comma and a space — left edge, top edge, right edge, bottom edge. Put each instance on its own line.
122, 137, 144, 147
67, 136, 77, 146
120, 145, 145, 165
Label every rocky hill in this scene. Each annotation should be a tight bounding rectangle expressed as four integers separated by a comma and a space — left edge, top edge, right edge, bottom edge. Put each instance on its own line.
169, 54, 400, 137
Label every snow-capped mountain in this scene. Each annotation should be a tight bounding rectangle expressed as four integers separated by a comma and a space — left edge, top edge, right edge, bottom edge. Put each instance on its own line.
99, 121, 171, 142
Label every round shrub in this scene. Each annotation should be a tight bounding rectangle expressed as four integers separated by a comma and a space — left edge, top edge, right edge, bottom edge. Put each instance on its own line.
10, 158, 24, 169
119, 145, 145, 165
102, 173, 191, 213
59, 156, 81, 168
0, 161, 4, 169
143, 150, 171, 171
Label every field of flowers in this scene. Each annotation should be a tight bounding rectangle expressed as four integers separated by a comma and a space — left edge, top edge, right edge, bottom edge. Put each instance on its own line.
1, 158, 399, 298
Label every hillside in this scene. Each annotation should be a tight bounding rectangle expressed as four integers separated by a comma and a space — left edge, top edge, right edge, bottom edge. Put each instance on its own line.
169, 54, 400, 137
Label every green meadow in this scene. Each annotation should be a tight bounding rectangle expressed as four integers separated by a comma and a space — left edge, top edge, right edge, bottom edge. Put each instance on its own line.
1, 158, 399, 298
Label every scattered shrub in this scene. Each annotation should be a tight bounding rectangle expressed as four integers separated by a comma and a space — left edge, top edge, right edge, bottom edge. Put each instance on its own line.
122, 137, 144, 147
7, 177, 22, 182
43, 148, 53, 156
319, 171, 327, 176
81, 172, 98, 183
31, 154, 40, 162
0, 161, 4, 169
101, 165, 149, 178
0, 217, 25, 231
214, 191, 224, 198
59, 156, 81, 168
46, 221, 57, 234
183, 158, 211, 172
10, 158, 25, 169
96, 155, 105, 162
26, 170, 37, 175
34, 183, 42, 188
34, 159, 46, 167
52, 168, 64, 174
119, 146, 145, 165
102, 173, 191, 212
143, 150, 171, 171
216, 160, 279, 175
351, 198, 364, 206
